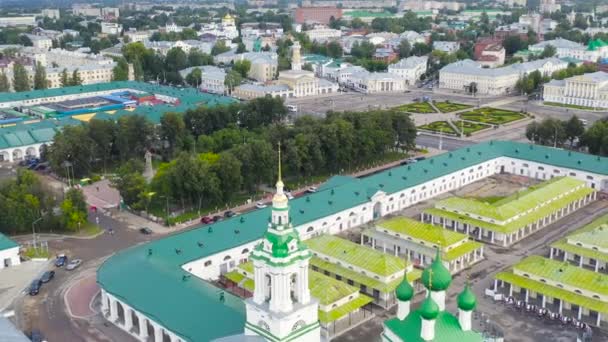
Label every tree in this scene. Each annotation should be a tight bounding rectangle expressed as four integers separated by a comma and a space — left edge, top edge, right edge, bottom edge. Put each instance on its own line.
60, 68, 69, 87
233, 59, 251, 78
503, 36, 525, 54
211, 40, 230, 56
112, 58, 130, 81
540, 45, 557, 58
112, 161, 147, 210
165, 47, 188, 72
115, 115, 154, 161
12, 63, 30, 92
213, 152, 242, 201
47, 125, 95, 178
160, 112, 186, 158
70, 69, 82, 86
236, 42, 247, 53
186, 67, 202, 87
0, 72, 9, 91
239, 96, 287, 129
60, 188, 87, 231
224, 70, 243, 93
411, 42, 431, 56
33, 62, 48, 90
188, 49, 213, 67
581, 120, 608, 156
326, 41, 343, 58
564, 115, 585, 147
398, 39, 411, 58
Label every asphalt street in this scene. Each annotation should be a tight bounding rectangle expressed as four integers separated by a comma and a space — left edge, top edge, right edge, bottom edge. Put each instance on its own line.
13, 210, 155, 342
415, 133, 473, 151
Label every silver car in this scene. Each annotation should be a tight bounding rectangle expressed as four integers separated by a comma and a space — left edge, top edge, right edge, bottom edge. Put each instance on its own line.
66, 259, 82, 271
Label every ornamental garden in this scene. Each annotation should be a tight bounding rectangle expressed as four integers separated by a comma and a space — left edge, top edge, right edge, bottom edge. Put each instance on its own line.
418, 107, 529, 136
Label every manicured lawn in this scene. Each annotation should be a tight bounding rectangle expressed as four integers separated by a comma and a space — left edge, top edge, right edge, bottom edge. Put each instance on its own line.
453, 120, 492, 135
418, 121, 457, 135
23, 247, 50, 259
459, 108, 527, 125
543, 102, 601, 111
434, 101, 473, 113
394, 102, 437, 114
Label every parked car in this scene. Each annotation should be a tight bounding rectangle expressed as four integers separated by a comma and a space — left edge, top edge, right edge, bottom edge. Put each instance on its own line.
200, 216, 213, 224
286, 192, 294, 200
415, 156, 426, 161
212, 215, 223, 222
139, 227, 153, 235
66, 259, 82, 271
40, 271, 55, 283
224, 210, 237, 218
29, 279, 42, 296
306, 186, 318, 193
30, 329, 46, 342
255, 202, 267, 209
55, 254, 67, 267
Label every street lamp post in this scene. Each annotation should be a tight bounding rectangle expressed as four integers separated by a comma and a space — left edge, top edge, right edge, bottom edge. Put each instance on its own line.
32, 217, 43, 250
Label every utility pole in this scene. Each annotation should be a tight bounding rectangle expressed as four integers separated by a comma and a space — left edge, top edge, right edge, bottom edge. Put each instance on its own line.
439, 127, 443, 151
32, 217, 42, 250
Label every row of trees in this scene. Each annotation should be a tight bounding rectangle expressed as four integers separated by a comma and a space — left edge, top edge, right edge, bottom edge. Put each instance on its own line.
46, 98, 417, 217
524, 116, 608, 157
525, 116, 585, 147
0, 170, 87, 236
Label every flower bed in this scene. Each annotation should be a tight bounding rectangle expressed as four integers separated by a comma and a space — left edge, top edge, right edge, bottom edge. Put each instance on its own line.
459, 108, 526, 125
418, 121, 457, 135
394, 102, 437, 113
434, 101, 473, 113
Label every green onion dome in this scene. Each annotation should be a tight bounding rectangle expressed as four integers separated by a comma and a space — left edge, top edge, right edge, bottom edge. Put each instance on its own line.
419, 294, 439, 320
457, 284, 477, 311
421, 250, 452, 292
396, 278, 414, 302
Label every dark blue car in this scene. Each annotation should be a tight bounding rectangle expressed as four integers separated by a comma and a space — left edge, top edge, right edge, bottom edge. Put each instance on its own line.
55, 254, 67, 267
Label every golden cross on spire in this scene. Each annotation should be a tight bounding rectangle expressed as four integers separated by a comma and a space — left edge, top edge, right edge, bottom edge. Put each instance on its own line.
277, 141, 282, 182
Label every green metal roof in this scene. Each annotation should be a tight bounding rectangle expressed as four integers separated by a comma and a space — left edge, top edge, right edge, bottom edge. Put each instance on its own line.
496, 271, 608, 314
435, 177, 585, 221
384, 311, 483, 342
0, 82, 236, 149
514, 255, 608, 296
97, 141, 608, 341
376, 217, 468, 247
0, 233, 19, 251
551, 214, 608, 262
306, 235, 406, 277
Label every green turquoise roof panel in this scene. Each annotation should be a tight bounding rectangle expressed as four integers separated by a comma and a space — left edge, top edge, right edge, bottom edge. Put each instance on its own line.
0, 233, 19, 250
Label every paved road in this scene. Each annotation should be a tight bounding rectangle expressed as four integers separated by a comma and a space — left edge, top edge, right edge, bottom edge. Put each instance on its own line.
416, 133, 473, 151
13, 211, 154, 342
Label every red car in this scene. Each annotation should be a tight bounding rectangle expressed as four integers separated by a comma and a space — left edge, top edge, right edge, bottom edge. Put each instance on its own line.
200, 216, 213, 224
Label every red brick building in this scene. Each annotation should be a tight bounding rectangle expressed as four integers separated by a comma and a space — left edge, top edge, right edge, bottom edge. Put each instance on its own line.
295, 7, 342, 25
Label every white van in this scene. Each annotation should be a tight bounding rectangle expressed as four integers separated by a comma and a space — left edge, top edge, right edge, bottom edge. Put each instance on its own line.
286, 105, 298, 112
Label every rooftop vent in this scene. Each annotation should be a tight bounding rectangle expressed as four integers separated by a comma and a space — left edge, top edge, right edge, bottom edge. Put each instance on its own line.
208, 227, 213, 233
175, 248, 182, 255
306, 196, 311, 202
197, 242, 204, 248
234, 229, 240, 234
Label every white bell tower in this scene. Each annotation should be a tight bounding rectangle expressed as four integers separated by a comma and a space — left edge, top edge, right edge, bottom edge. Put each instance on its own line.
245, 144, 320, 342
